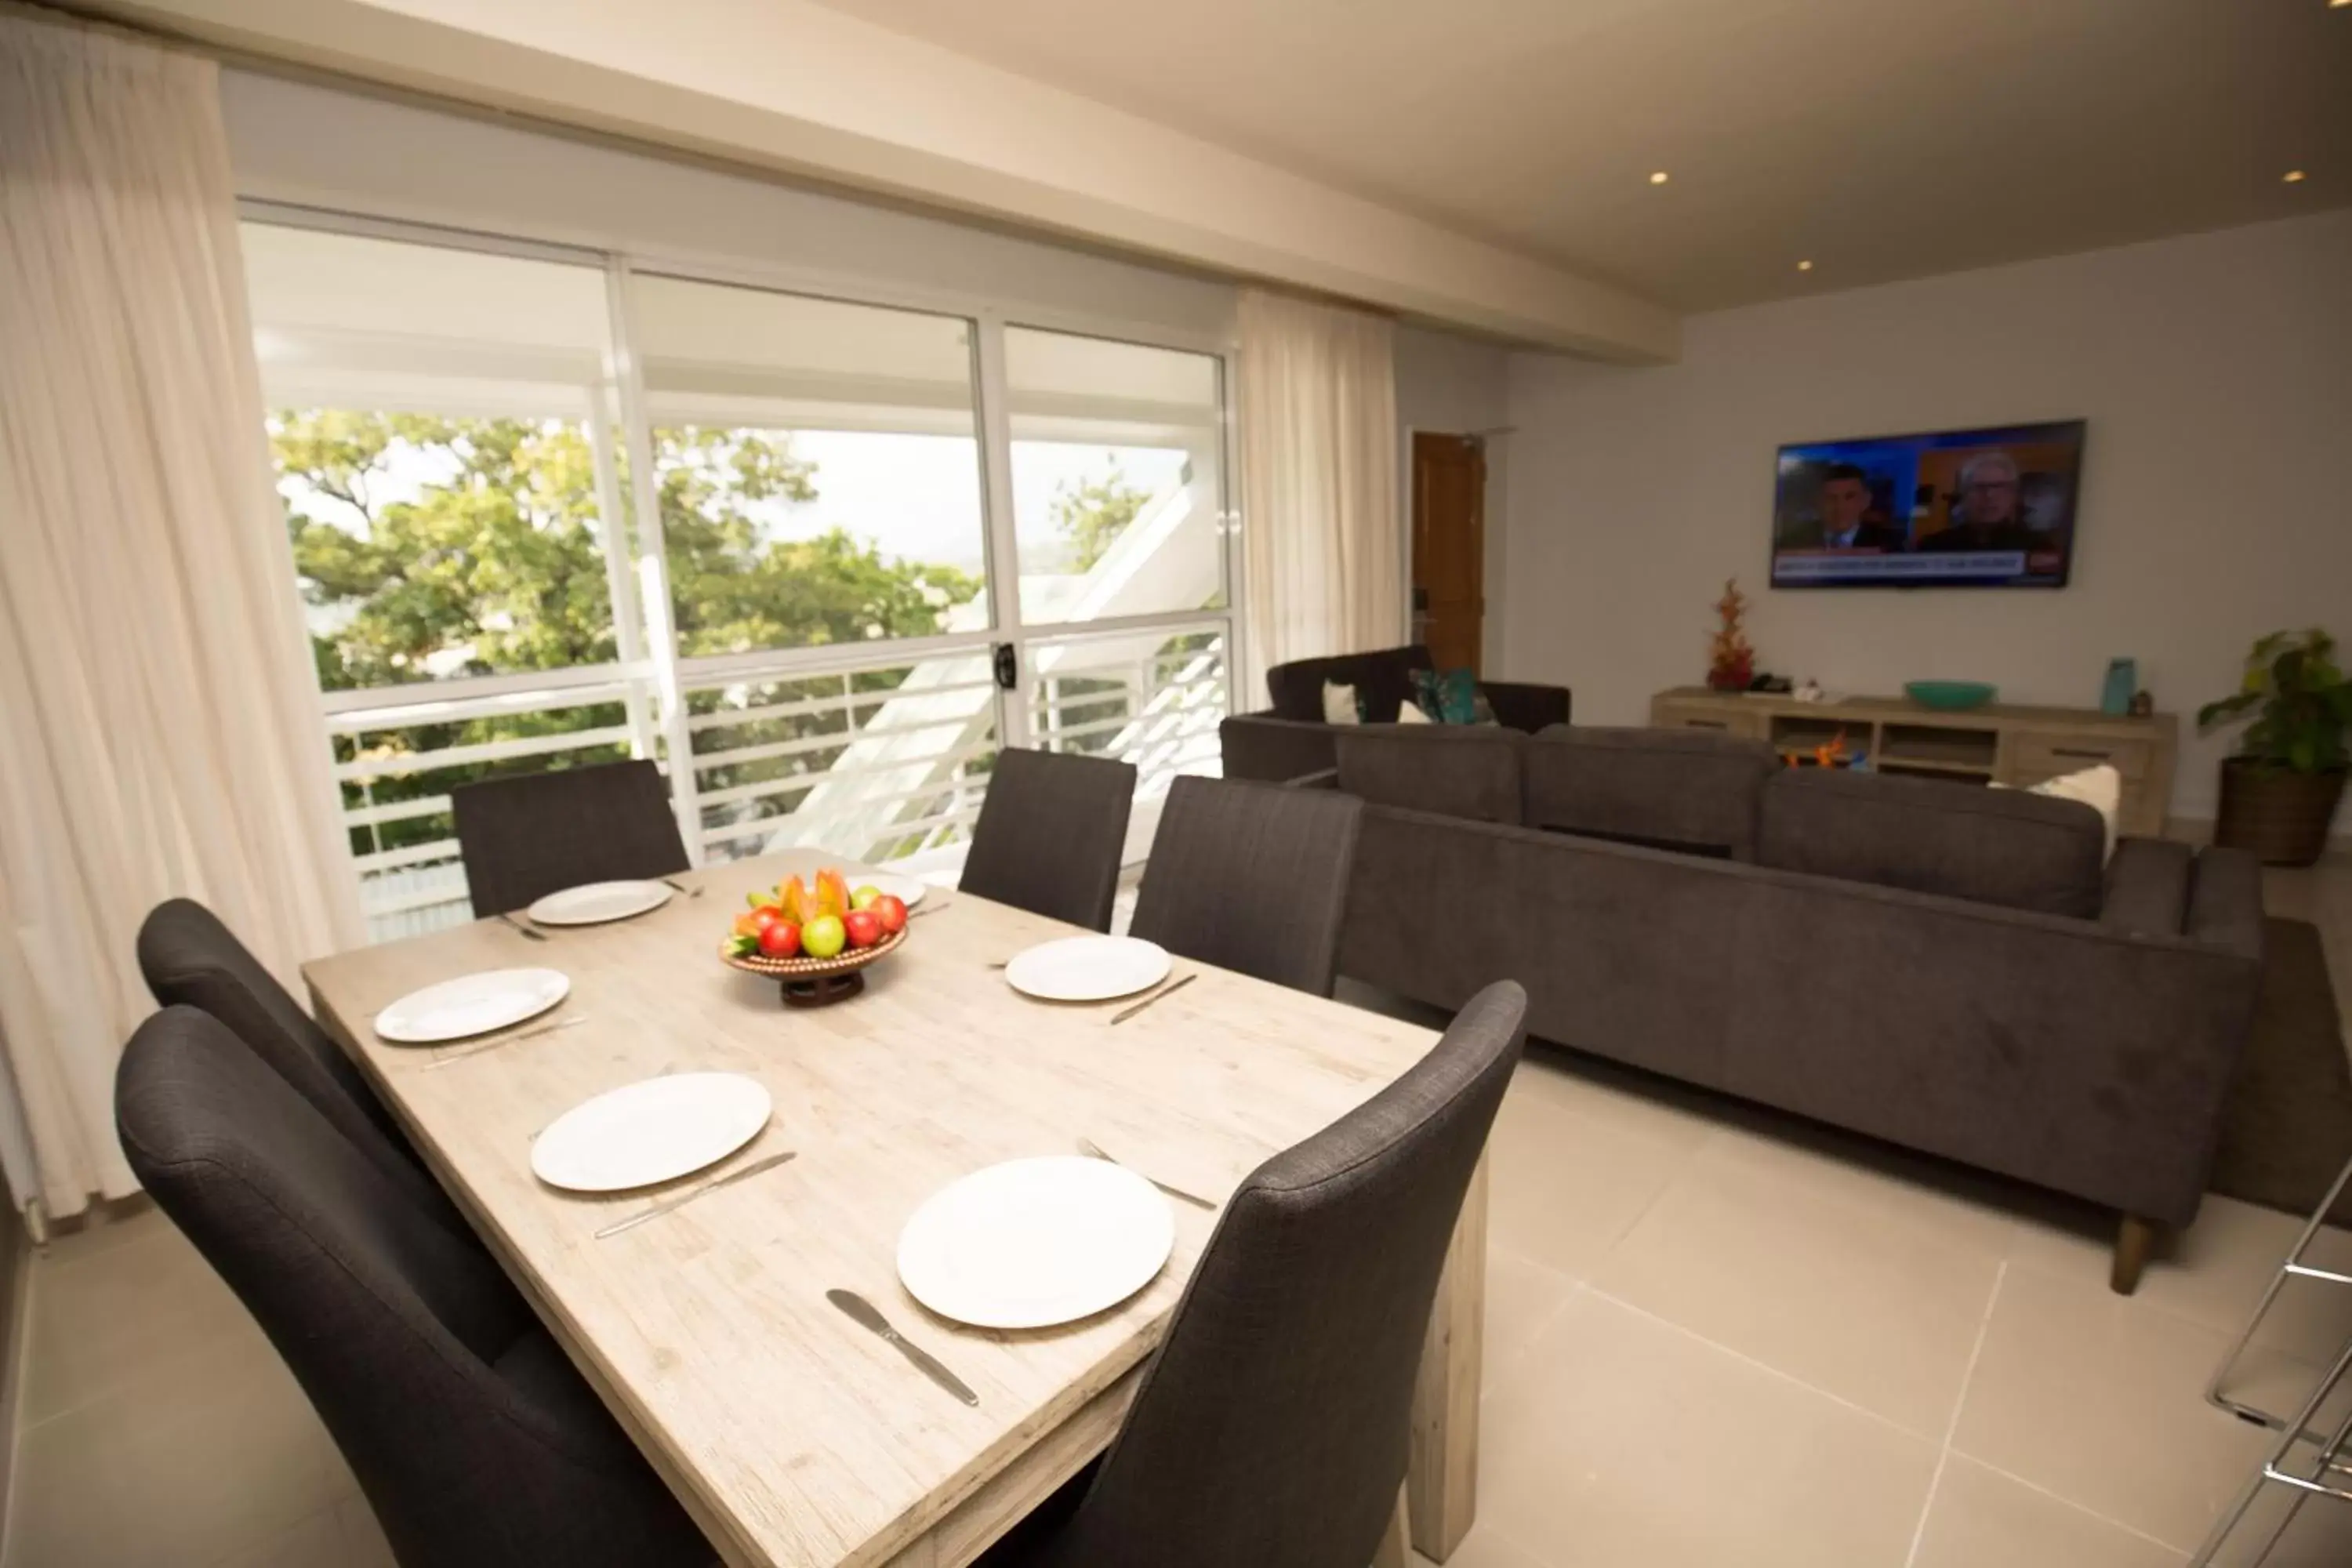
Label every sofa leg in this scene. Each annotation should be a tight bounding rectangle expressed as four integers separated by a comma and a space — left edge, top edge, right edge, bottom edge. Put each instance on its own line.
2111, 1214, 2160, 1295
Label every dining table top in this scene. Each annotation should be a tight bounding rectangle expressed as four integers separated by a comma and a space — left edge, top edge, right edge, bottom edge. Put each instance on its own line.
303, 846, 1446, 1568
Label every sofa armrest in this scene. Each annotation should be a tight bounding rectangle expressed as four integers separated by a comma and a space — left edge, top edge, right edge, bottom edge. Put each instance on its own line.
1220, 713, 1339, 784
2101, 837, 2192, 937
2186, 845, 2265, 964
1479, 681, 1570, 733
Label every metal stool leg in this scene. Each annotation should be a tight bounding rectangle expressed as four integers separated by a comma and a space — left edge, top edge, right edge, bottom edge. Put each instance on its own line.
2208, 1147, 2352, 1435
2192, 1330, 2352, 1566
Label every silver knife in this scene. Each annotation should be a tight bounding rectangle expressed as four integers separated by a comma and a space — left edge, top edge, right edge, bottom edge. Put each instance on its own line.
594, 1151, 797, 1239
1110, 971, 1196, 1025
826, 1288, 980, 1406
496, 911, 548, 942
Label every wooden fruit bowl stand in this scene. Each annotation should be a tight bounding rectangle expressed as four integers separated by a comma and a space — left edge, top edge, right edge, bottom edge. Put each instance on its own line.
719, 924, 908, 1007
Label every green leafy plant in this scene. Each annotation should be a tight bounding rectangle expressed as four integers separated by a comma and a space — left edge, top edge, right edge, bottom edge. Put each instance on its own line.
2197, 629, 2352, 775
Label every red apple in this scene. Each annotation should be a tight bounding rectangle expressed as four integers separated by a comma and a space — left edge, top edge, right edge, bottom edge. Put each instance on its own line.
843, 908, 882, 949
748, 905, 783, 933
871, 893, 908, 935
757, 920, 800, 960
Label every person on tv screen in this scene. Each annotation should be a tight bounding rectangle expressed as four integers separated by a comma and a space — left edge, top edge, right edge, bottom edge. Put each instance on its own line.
1923, 451, 2033, 552
1813, 463, 1903, 551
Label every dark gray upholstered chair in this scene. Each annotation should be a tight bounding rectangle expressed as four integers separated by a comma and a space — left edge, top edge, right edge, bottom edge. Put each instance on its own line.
1129, 775, 1363, 996
115, 1007, 712, 1568
982, 981, 1527, 1568
452, 760, 689, 918
135, 900, 428, 1193
959, 746, 1136, 932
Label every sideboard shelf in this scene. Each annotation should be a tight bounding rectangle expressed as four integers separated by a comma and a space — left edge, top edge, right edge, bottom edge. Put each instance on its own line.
1648, 685, 2176, 838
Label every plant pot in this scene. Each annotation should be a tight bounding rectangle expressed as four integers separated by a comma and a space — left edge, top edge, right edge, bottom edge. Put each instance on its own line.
2212, 757, 2348, 866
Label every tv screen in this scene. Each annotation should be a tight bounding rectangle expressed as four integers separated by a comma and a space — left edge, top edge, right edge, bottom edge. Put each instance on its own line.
1769, 419, 2085, 589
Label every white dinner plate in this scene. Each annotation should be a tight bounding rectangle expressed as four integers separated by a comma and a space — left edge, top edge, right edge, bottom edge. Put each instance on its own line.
526, 879, 673, 926
373, 968, 570, 1044
898, 1156, 1174, 1329
530, 1073, 774, 1193
1003, 936, 1171, 1003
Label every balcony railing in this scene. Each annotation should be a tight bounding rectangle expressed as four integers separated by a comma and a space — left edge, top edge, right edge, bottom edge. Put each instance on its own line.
325, 626, 1227, 942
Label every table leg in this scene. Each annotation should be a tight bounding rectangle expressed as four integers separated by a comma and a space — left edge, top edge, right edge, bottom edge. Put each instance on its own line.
1409, 1149, 1488, 1561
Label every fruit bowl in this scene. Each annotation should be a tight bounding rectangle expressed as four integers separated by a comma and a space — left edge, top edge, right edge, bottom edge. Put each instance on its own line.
720, 924, 907, 1007
721, 869, 913, 1007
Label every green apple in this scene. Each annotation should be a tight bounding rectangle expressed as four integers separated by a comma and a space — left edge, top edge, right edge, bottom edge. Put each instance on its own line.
800, 913, 847, 960
851, 884, 883, 910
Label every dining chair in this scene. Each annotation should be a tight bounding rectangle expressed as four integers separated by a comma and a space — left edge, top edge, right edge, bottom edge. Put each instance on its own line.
115, 1007, 713, 1568
452, 759, 690, 918
1128, 775, 1363, 996
136, 898, 438, 1208
958, 746, 1136, 932
981, 979, 1528, 1568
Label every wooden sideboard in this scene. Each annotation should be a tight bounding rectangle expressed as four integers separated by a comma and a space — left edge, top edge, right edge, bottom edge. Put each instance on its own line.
1649, 686, 2177, 839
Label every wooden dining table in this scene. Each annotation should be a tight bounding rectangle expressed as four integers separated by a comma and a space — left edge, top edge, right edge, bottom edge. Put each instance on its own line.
303, 847, 1489, 1568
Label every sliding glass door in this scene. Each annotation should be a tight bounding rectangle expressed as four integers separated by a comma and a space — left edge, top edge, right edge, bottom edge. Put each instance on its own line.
242, 212, 1238, 938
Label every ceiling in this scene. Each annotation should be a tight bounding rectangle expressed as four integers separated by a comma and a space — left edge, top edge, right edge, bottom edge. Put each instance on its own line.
804, 0, 2352, 312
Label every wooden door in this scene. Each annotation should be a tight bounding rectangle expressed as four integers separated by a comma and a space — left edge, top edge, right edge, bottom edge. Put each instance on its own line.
1412, 431, 1486, 674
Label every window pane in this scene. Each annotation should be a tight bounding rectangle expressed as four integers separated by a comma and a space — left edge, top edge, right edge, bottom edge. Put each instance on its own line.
243, 223, 625, 691
682, 651, 996, 870
1005, 329, 1226, 625
630, 275, 989, 655
1028, 623, 1227, 797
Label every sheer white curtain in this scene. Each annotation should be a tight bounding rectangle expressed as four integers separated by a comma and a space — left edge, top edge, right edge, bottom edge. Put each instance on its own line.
0, 10, 364, 1223
1236, 289, 1403, 711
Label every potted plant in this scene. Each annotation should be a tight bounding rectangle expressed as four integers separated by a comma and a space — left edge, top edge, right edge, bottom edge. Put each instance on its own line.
2197, 628, 2352, 866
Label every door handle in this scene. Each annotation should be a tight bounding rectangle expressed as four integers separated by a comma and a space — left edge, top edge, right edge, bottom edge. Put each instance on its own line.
992, 643, 1017, 691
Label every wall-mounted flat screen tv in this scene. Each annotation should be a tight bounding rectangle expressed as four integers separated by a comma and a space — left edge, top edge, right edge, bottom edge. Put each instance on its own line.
1770, 419, 2086, 589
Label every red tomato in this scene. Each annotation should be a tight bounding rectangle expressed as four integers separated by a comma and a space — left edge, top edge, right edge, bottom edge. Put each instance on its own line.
842, 909, 882, 949
871, 894, 908, 935
757, 920, 801, 959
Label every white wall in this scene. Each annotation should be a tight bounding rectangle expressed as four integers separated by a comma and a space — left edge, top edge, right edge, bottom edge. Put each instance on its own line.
1501, 211, 2352, 819
219, 71, 1238, 345
1394, 325, 1514, 673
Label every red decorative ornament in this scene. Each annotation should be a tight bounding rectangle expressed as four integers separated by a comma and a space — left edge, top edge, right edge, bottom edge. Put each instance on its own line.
1707, 578, 1755, 692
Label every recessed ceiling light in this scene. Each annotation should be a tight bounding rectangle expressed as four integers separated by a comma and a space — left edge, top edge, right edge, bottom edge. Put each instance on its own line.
1797, 260, 1814, 271
1649, 171, 1670, 186
2283, 169, 2308, 183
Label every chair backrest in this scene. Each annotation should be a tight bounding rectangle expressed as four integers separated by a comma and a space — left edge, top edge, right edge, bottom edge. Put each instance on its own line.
136, 899, 433, 1200
115, 1007, 707, 1568
452, 760, 689, 918
1129, 775, 1363, 996
959, 747, 1136, 932
1043, 981, 1527, 1568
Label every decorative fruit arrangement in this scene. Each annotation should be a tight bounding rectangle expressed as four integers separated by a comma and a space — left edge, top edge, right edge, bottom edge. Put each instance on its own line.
726, 869, 908, 964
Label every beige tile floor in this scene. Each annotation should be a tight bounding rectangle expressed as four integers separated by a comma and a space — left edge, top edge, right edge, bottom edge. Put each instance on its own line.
6, 862, 2350, 1567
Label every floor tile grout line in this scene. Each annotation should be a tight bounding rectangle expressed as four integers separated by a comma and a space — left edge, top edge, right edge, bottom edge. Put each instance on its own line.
1951, 1452, 2197, 1559
1902, 1258, 2008, 1568
1577, 1284, 1941, 1445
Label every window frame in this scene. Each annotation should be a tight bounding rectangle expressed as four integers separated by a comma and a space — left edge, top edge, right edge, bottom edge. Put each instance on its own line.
241, 199, 1245, 931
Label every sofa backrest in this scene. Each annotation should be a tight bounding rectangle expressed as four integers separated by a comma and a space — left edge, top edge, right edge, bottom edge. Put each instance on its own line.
1523, 725, 1777, 859
1266, 645, 1433, 723
1334, 725, 1523, 824
1756, 768, 2107, 918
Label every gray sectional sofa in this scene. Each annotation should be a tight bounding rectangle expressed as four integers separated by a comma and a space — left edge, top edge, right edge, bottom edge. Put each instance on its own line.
1304, 723, 2267, 1294
1219, 645, 1571, 787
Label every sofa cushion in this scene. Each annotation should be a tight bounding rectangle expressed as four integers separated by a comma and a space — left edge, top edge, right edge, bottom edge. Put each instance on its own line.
1523, 725, 1777, 858
1334, 725, 1523, 824
1267, 646, 1432, 723
1756, 768, 2107, 917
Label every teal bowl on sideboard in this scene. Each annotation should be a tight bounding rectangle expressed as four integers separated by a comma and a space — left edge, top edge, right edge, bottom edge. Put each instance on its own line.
1904, 680, 1998, 711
